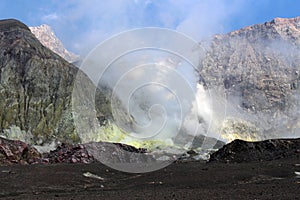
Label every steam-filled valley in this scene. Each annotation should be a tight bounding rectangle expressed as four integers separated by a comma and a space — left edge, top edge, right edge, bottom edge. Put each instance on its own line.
0, 17, 300, 166
78, 17, 300, 156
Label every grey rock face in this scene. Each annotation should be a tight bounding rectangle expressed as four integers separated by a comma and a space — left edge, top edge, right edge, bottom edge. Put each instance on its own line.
199, 17, 300, 141
0, 19, 92, 145
29, 24, 80, 63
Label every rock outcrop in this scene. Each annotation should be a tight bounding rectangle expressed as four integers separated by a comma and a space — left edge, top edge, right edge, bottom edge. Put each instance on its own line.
200, 16, 300, 141
29, 24, 79, 63
209, 138, 300, 163
0, 136, 151, 165
0, 19, 94, 145
0, 137, 41, 165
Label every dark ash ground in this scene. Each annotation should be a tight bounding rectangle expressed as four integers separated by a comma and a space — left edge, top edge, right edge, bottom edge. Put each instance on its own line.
0, 158, 299, 200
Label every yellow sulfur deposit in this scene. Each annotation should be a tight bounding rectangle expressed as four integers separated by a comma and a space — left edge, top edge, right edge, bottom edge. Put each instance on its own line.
220, 118, 261, 142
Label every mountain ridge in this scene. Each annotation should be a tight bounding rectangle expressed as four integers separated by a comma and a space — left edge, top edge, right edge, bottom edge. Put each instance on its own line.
0, 18, 95, 145
29, 24, 80, 63
199, 16, 300, 142
0, 18, 30, 31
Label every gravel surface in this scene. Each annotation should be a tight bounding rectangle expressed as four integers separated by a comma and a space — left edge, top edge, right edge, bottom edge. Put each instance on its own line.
0, 158, 299, 199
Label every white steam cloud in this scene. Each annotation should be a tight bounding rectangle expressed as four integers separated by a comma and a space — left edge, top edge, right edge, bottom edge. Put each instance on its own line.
61, 1, 300, 147
40, 0, 248, 55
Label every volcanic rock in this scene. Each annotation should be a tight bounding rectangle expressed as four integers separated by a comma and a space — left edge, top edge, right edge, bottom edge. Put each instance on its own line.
84, 142, 155, 164
43, 142, 149, 164
209, 138, 300, 163
0, 19, 96, 145
43, 143, 94, 164
199, 16, 300, 141
0, 137, 41, 165
113, 143, 147, 153
29, 24, 79, 63
0, 137, 153, 165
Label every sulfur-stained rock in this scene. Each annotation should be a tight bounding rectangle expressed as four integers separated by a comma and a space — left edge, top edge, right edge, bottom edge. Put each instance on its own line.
0, 19, 99, 145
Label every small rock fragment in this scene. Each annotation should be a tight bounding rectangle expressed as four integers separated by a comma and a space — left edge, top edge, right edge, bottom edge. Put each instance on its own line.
83, 172, 105, 181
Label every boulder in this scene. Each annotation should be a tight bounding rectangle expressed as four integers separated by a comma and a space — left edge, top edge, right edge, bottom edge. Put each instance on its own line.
0, 137, 41, 164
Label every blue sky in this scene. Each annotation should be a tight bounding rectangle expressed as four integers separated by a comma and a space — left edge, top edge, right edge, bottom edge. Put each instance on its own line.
0, 0, 299, 55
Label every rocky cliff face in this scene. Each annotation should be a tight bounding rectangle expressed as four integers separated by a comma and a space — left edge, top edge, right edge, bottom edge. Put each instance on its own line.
29, 24, 79, 63
199, 17, 300, 141
0, 19, 93, 145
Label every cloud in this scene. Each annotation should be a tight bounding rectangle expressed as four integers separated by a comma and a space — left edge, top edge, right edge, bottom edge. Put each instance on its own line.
42, 13, 59, 22
38, 0, 248, 55
175, 1, 242, 40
